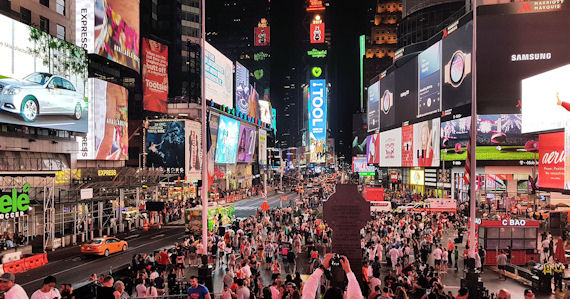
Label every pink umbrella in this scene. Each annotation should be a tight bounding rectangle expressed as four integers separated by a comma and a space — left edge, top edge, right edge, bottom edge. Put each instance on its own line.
554, 237, 566, 263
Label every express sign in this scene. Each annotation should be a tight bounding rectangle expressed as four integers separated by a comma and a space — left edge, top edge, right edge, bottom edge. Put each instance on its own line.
309, 79, 327, 163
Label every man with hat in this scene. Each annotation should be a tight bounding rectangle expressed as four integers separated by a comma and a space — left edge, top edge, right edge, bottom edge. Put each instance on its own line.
30, 276, 60, 299
0, 272, 28, 299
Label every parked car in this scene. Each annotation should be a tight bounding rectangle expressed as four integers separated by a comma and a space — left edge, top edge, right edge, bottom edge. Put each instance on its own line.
0, 72, 84, 122
81, 237, 128, 257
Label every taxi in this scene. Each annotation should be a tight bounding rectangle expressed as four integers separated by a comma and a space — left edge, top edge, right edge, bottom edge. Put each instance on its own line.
81, 236, 128, 257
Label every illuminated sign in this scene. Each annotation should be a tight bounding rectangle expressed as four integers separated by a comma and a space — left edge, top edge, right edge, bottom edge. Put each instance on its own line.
254, 52, 270, 61
254, 27, 270, 46
0, 184, 30, 220
501, 219, 526, 226
310, 23, 325, 44
311, 66, 323, 78
307, 0, 325, 11
307, 49, 327, 58
309, 79, 327, 163
98, 169, 118, 176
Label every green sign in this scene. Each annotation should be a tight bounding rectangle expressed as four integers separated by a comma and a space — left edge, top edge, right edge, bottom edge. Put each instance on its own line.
359, 35, 365, 111
254, 69, 264, 80
311, 66, 322, 78
359, 172, 375, 177
307, 49, 327, 58
254, 52, 270, 61
0, 183, 30, 219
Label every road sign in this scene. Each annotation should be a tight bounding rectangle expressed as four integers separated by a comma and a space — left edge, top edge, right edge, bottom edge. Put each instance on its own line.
260, 201, 270, 212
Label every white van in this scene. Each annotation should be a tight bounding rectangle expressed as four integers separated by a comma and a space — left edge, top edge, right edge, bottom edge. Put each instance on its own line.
370, 201, 392, 212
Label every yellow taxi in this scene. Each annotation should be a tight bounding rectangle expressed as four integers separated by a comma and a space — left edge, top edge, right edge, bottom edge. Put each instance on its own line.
81, 236, 128, 257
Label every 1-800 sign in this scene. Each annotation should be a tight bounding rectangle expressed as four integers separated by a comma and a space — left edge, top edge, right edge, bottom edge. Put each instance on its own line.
309, 79, 327, 163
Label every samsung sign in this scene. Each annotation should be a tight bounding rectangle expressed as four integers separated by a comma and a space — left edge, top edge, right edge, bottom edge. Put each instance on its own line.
309, 79, 327, 163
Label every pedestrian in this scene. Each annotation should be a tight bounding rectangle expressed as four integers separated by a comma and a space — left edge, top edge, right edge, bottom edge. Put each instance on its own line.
554, 259, 565, 292
30, 276, 60, 299
187, 276, 210, 299
96, 276, 115, 299
497, 251, 508, 280
236, 279, 250, 299
113, 281, 129, 299
60, 284, 74, 299
0, 272, 28, 299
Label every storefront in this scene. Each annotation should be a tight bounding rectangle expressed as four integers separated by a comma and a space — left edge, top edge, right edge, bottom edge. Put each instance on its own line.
477, 218, 539, 265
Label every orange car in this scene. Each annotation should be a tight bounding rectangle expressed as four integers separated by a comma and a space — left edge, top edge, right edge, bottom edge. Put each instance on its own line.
81, 237, 128, 257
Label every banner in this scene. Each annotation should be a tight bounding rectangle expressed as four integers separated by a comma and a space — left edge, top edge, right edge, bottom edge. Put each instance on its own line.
146, 121, 185, 176
379, 128, 402, 167
205, 42, 233, 108
418, 41, 441, 118
309, 79, 327, 163
215, 115, 240, 164
237, 125, 256, 163
366, 133, 380, 164
254, 27, 270, 46
186, 120, 201, 181
259, 129, 267, 165
310, 23, 325, 44
235, 62, 250, 115
142, 38, 168, 113
248, 85, 259, 119
402, 125, 414, 167
413, 118, 441, 167
353, 156, 375, 173
259, 100, 272, 124
539, 131, 564, 189
367, 81, 380, 132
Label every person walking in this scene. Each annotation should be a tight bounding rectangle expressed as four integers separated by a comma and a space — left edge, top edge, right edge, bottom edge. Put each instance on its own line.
0, 273, 28, 299
497, 251, 508, 280
30, 276, 61, 299
554, 259, 565, 292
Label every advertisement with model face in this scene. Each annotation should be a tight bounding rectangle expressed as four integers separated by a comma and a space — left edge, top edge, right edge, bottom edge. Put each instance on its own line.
0, 14, 88, 132
186, 120, 201, 181
205, 42, 233, 108
418, 41, 442, 118
259, 129, 267, 165
367, 80, 380, 132
215, 115, 240, 164
142, 38, 168, 113
146, 121, 186, 176
309, 79, 327, 163
366, 133, 380, 164
401, 125, 414, 167
248, 85, 259, 119
259, 100, 272, 124
413, 118, 441, 167
441, 21, 472, 111
539, 131, 564, 189
78, 78, 128, 160
379, 128, 402, 167
235, 62, 250, 115
237, 125, 256, 163
379, 72, 396, 130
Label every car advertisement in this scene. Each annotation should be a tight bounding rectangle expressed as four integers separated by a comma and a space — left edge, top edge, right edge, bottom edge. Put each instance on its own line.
379, 72, 396, 130
146, 121, 185, 176
366, 133, 380, 164
395, 57, 418, 126
309, 79, 327, 163
205, 42, 233, 108
401, 125, 414, 167
94, 0, 140, 71
258, 100, 272, 124
237, 124, 256, 163
379, 127, 402, 167
142, 38, 168, 113
353, 156, 375, 173
78, 78, 128, 160
248, 85, 259, 119
441, 21, 472, 111
367, 80, 380, 132
521, 64, 570, 133
235, 62, 250, 115
418, 41, 442, 118
215, 115, 240, 164
413, 118, 441, 167
186, 120, 201, 181
539, 131, 564, 189
259, 129, 267, 165
440, 116, 471, 160
0, 14, 88, 132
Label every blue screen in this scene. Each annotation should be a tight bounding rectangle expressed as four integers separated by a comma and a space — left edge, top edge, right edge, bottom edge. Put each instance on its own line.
215, 115, 241, 163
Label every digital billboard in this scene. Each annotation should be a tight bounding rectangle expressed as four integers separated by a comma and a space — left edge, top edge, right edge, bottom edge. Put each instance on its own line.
441, 21, 472, 111
235, 62, 250, 115
410, 169, 425, 186
367, 80, 380, 132
259, 100, 272, 124
186, 120, 201, 181
248, 85, 259, 119
413, 118, 441, 167
205, 42, 233, 108
0, 14, 88, 132
142, 38, 168, 113
310, 23, 325, 44
379, 72, 396, 130
309, 79, 327, 163
254, 27, 270, 46
146, 121, 185, 176
379, 128, 402, 167
271, 108, 277, 134
353, 156, 375, 173
215, 115, 240, 164
78, 79, 128, 160
539, 132, 564, 189
237, 125, 256, 163
521, 64, 570, 133
259, 129, 267, 165
418, 41, 442, 118
395, 57, 418, 125
366, 133, 380, 164
441, 116, 471, 156
401, 125, 414, 167
477, 114, 530, 146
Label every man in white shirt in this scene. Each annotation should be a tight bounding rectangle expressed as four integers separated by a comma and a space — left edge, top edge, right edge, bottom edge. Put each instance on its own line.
433, 245, 443, 272
236, 279, 250, 299
389, 246, 399, 270
0, 273, 29, 299
30, 276, 60, 299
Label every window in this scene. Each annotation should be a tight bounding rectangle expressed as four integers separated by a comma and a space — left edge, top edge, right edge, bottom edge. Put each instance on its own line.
56, 24, 65, 41
40, 0, 49, 7
40, 16, 49, 33
20, 7, 31, 25
62, 79, 75, 91
56, 0, 65, 15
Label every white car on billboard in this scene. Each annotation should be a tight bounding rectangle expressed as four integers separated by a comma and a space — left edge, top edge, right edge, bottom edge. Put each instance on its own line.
0, 72, 84, 122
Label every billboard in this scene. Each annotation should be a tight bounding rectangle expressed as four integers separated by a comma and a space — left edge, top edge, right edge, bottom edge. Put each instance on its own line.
379, 72, 396, 129
259, 129, 267, 165
441, 21, 472, 111
366, 133, 380, 164
0, 14, 88, 132
367, 81, 380, 132
254, 27, 270, 46
146, 121, 185, 176
215, 115, 240, 164
539, 132, 564, 189
309, 79, 327, 163
258, 100, 272, 124
395, 57, 418, 125
248, 85, 259, 119
205, 42, 233, 108
379, 128, 402, 167
418, 41, 441, 118
441, 116, 471, 156
477, 114, 529, 146
521, 64, 570, 133
310, 23, 325, 44
271, 108, 277, 134
235, 62, 250, 115
78, 79, 128, 160
413, 118, 441, 167
142, 38, 168, 113
402, 125, 414, 167
237, 125, 256, 163
353, 156, 375, 173
410, 168, 425, 186
186, 120, 201, 181
90, 0, 140, 71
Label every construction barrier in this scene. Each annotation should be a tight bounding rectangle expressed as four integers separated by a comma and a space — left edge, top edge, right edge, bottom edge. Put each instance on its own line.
1, 251, 22, 264
2, 259, 26, 274
2, 253, 48, 274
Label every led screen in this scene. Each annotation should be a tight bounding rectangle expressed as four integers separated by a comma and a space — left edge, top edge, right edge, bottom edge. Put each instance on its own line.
410, 169, 425, 186
248, 85, 259, 119
395, 57, 418, 125
258, 100, 272, 124
441, 21, 472, 111
186, 120, 201, 181
259, 129, 267, 165
309, 79, 327, 163
146, 121, 185, 176
418, 41, 442, 118
142, 38, 168, 113
237, 125, 256, 163
205, 42, 233, 108
367, 80, 380, 132
353, 156, 375, 173
440, 116, 471, 156
413, 118, 441, 167
235, 62, 250, 115
366, 133, 380, 164
379, 72, 396, 130
215, 115, 240, 163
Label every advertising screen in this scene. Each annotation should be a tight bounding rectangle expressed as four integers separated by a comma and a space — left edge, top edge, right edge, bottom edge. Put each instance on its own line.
186, 120, 201, 181
441, 21, 472, 111
410, 169, 425, 186
78, 78, 128, 160
353, 156, 375, 173
309, 79, 327, 163
215, 115, 240, 164
477, 2, 570, 114
366, 133, 380, 164
254, 27, 270, 46
146, 121, 185, 176
93, 0, 140, 71
401, 125, 414, 167
367, 80, 380, 132
271, 108, 277, 134
259, 100, 272, 124
539, 132, 564, 189
0, 14, 88, 132
413, 118, 441, 167
379, 128, 402, 167
259, 129, 267, 165
379, 72, 396, 130
310, 23, 325, 44
440, 116, 471, 158
521, 64, 570, 133
248, 85, 259, 119
237, 125, 256, 163
205, 42, 233, 108
418, 41, 442, 118
235, 62, 250, 115
395, 57, 418, 125
477, 114, 530, 146
142, 38, 168, 113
